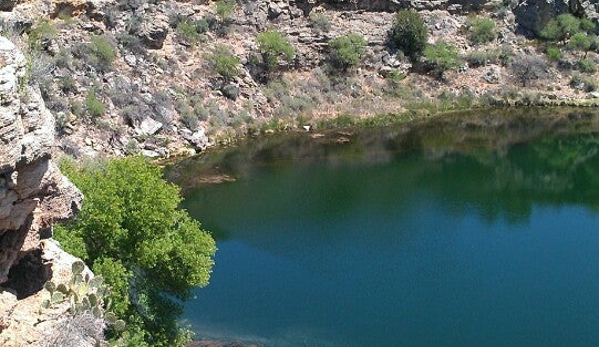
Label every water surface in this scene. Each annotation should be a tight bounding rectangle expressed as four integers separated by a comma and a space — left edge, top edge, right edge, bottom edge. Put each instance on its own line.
171, 109, 599, 347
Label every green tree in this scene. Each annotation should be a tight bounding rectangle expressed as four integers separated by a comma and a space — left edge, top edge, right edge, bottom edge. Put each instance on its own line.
56, 157, 216, 347
256, 30, 295, 77
327, 33, 368, 72
389, 10, 428, 61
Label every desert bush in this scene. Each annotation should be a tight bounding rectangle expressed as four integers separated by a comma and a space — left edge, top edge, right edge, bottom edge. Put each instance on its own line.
466, 48, 509, 67
77, 35, 116, 73
211, 44, 240, 81
257, 30, 295, 77
59, 75, 77, 94
85, 90, 105, 117
424, 41, 462, 78
570, 73, 597, 91
310, 12, 331, 33
568, 32, 591, 52
467, 17, 496, 44
545, 46, 562, 61
215, 0, 236, 22
541, 14, 584, 41
28, 19, 57, 51
176, 19, 200, 45
577, 57, 597, 73
389, 10, 428, 61
511, 54, 548, 86
327, 33, 368, 72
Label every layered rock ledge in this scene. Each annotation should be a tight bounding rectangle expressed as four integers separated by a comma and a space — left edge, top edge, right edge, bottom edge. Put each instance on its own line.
0, 36, 84, 346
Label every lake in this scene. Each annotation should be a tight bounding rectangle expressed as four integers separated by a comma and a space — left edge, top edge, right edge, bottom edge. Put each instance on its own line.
168, 109, 599, 347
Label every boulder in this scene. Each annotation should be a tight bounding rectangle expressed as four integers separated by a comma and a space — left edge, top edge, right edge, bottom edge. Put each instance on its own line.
137, 13, 169, 49
0, 0, 17, 11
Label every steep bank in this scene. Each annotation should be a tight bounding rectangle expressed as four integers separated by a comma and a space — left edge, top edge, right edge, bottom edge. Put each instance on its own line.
0, 0, 597, 158
0, 36, 102, 347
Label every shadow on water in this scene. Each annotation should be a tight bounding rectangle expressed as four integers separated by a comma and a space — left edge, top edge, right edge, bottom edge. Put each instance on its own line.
166, 108, 599, 227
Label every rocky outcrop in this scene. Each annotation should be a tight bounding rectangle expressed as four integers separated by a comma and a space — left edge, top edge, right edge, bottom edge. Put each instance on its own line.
514, 0, 599, 35
0, 35, 84, 345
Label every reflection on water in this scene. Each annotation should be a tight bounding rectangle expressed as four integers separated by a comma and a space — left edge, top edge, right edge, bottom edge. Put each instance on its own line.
169, 108, 599, 347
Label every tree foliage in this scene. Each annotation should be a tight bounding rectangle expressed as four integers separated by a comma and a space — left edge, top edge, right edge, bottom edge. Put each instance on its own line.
327, 33, 368, 72
389, 10, 429, 61
56, 156, 216, 347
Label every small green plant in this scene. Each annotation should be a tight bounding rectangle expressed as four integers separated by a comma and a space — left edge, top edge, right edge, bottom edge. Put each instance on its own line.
467, 17, 496, 44
424, 41, 462, 79
545, 46, 562, 61
211, 44, 240, 81
85, 90, 105, 117
389, 10, 428, 61
327, 33, 368, 72
257, 30, 295, 77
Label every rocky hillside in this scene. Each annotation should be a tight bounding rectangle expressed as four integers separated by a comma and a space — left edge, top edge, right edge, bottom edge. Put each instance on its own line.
0, 0, 598, 158
0, 36, 105, 347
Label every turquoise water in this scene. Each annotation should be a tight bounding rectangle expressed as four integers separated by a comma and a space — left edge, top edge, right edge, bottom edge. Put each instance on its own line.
174, 110, 599, 347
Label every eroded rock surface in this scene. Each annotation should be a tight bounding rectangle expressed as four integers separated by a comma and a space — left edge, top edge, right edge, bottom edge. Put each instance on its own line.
0, 36, 84, 346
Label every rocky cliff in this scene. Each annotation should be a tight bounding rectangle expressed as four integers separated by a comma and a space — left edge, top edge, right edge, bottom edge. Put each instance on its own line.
0, 0, 596, 158
0, 36, 88, 346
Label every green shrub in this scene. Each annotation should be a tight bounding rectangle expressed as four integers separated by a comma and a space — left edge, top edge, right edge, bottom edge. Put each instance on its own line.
424, 41, 462, 78
85, 90, 105, 117
577, 57, 597, 73
541, 14, 583, 41
257, 30, 295, 75
568, 32, 591, 52
84, 35, 116, 72
467, 17, 496, 44
327, 33, 368, 72
545, 46, 562, 61
211, 44, 240, 81
56, 157, 216, 347
215, 0, 236, 22
389, 10, 428, 61
176, 20, 200, 44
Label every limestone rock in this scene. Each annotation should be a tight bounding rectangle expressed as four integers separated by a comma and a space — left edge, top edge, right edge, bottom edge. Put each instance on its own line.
136, 116, 163, 136
138, 13, 169, 49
